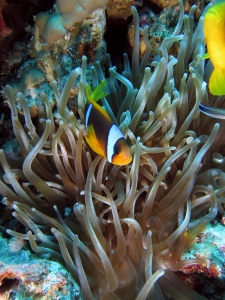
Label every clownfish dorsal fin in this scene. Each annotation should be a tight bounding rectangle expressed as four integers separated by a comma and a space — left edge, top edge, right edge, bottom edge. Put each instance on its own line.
86, 79, 109, 103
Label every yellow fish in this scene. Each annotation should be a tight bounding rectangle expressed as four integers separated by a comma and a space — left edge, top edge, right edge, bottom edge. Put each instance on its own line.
203, 0, 225, 95
84, 80, 132, 165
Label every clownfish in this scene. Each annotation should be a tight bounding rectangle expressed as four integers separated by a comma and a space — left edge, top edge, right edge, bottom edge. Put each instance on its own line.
198, 102, 225, 119
203, 0, 225, 95
84, 79, 132, 165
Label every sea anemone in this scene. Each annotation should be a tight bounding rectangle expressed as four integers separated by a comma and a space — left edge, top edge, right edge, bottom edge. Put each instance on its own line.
0, 1, 223, 299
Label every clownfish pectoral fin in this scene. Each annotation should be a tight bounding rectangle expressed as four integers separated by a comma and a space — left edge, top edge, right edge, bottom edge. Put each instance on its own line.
85, 123, 105, 157
209, 68, 225, 96
200, 52, 210, 60
198, 102, 225, 119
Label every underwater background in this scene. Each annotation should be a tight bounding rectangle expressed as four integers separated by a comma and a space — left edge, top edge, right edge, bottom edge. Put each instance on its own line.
0, 0, 225, 299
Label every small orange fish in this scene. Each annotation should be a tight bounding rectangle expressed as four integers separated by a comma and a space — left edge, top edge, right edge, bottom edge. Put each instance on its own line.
203, 0, 225, 95
84, 80, 132, 165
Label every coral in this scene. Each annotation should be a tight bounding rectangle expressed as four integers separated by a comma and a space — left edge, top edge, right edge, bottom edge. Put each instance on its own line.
35, 0, 108, 46
0, 0, 55, 89
8, 43, 28, 71
128, 5, 181, 61
0, 234, 83, 299
147, 0, 179, 9
106, 0, 143, 19
182, 223, 225, 279
0, 1, 225, 299
147, 0, 203, 12
3, 6, 106, 118
19, 67, 45, 92
127, 0, 204, 63
177, 223, 225, 298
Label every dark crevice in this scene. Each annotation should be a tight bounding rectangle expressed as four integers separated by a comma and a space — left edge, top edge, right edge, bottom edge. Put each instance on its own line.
104, 15, 133, 66
0, 277, 20, 293
142, 0, 162, 14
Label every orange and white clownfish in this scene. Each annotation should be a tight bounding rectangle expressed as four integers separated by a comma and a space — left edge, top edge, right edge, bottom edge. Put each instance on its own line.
84, 79, 132, 165
202, 0, 225, 95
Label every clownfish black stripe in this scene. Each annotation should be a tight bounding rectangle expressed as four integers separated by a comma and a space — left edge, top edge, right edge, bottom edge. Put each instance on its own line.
107, 125, 124, 163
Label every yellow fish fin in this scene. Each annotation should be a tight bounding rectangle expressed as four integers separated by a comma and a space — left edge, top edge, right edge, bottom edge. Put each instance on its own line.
85, 123, 105, 157
200, 52, 210, 60
86, 79, 109, 103
209, 68, 225, 96
86, 85, 92, 98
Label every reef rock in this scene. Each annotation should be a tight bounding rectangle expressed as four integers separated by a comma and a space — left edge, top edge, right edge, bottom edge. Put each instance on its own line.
0, 234, 83, 299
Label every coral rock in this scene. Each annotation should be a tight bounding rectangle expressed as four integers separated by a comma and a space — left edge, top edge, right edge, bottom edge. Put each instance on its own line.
0, 234, 83, 300
179, 223, 225, 298
106, 0, 143, 19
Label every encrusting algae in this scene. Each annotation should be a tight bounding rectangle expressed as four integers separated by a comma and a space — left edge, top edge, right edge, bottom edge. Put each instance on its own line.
0, 0, 225, 299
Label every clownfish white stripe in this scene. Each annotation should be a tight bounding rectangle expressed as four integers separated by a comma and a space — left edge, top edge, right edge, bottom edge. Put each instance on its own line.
107, 124, 124, 162
85, 103, 92, 130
